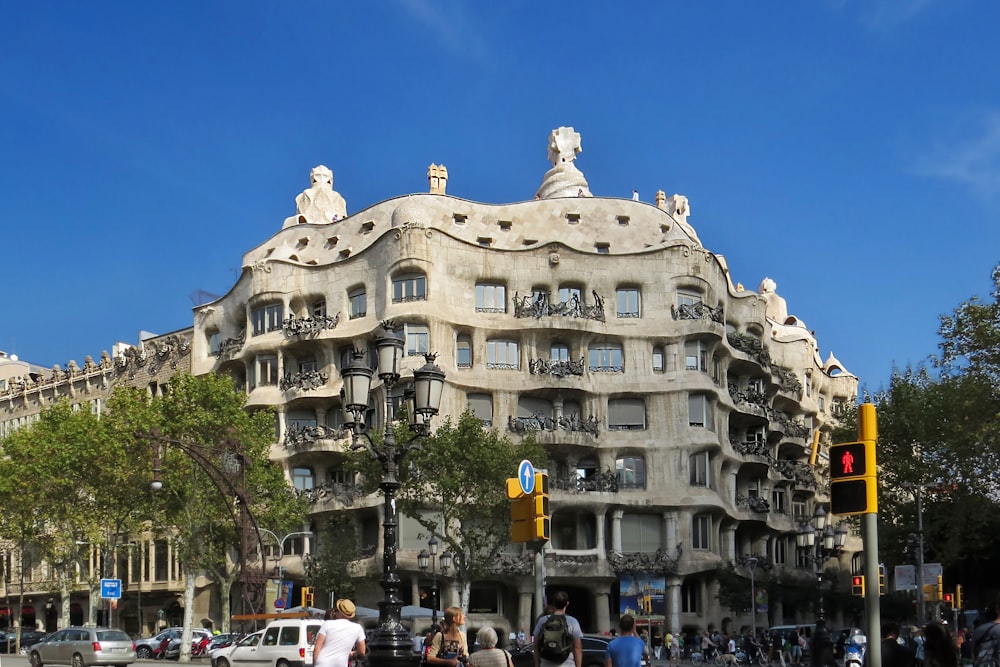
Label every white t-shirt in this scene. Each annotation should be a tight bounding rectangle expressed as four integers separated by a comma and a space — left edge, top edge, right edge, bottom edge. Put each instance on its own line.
315, 618, 366, 667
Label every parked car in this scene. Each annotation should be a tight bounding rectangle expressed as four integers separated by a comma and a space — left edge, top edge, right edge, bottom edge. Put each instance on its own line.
216, 618, 322, 667
509, 634, 647, 667
211, 632, 262, 667
163, 628, 214, 660
135, 629, 181, 660
28, 626, 135, 667
206, 633, 241, 654
0, 628, 48, 654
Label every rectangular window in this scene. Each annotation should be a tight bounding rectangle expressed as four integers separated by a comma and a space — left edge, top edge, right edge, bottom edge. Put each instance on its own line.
588, 344, 624, 372
312, 299, 327, 318
457, 335, 472, 368
712, 357, 723, 385
486, 340, 519, 370
685, 341, 709, 372
621, 514, 662, 552
252, 304, 284, 335
393, 275, 427, 303
689, 451, 711, 487
681, 581, 700, 614
256, 356, 278, 386
652, 347, 665, 372
208, 331, 221, 356
475, 284, 506, 313
298, 357, 317, 374
558, 286, 582, 304
792, 500, 806, 519
349, 288, 367, 319
616, 288, 640, 318
688, 394, 715, 430
774, 537, 787, 565
772, 488, 787, 514
292, 467, 314, 492
818, 395, 826, 412
467, 393, 493, 427
608, 398, 646, 431
551, 345, 570, 362
405, 324, 429, 356
692, 515, 711, 550
678, 291, 701, 308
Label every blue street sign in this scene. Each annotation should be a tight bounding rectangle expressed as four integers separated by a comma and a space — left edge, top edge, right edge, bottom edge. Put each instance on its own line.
101, 578, 122, 600
518, 460, 536, 495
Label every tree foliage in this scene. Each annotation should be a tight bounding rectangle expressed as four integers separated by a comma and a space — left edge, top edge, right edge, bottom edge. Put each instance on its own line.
873, 263, 1000, 599
347, 410, 548, 606
305, 513, 373, 603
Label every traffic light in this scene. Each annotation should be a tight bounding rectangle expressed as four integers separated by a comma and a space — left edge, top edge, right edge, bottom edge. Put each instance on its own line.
956, 584, 964, 610
937, 574, 944, 601
851, 575, 865, 596
829, 404, 879, 515
923, 584, 936, 602
878, 563, 887, 596
508, 471, 550, 543
944, 593, 954, 607
301, 586, 314, 607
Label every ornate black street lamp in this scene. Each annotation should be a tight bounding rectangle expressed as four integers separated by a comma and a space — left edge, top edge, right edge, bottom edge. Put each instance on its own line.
144, 430, 269, 619
417, 537, 439, 626
342, 321, 446, 667
795, 506, 847, 667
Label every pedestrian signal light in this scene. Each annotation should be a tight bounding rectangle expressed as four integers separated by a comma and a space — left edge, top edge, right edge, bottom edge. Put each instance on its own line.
944, 593, 954, 607
878, 563, 887, 596
829, 442, 871, 479
851, 575, 865, 596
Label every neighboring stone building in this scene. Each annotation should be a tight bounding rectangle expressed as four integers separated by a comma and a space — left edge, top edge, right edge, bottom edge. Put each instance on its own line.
0, 330, 199, 635
189, 126, 859, 635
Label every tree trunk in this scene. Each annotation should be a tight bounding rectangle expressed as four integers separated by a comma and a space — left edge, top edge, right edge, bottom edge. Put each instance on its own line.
179, 571, 196, 663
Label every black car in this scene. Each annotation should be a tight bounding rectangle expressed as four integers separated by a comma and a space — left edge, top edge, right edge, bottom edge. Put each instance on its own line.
0, 629, 48, 654
510, 634, 649, 667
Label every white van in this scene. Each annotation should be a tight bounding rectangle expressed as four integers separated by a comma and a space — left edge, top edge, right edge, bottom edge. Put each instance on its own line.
222, 618, 323, 667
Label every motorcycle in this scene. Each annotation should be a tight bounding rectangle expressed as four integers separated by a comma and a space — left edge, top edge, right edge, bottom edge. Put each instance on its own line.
844, 629, 867, 667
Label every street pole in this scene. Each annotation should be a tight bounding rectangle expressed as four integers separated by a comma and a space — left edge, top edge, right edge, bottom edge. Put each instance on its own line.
916, 488, 926, 624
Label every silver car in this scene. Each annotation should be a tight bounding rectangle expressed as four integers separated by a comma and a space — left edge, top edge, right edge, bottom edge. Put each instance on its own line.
29, 627, 136, 667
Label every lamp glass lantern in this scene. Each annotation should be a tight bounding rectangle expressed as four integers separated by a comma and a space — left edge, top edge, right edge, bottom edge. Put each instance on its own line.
374, 324, 404, 383
342, 350, 374, 414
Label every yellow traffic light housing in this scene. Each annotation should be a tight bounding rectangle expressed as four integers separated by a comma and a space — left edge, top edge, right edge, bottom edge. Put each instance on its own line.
830, 404, 879, 516
957, 584, 964, 609
878, 563, 887, 596
944, 593, 954, 607
851, 575, 865, 597
937, 574, 944, 600
301, 586, 314, 607
509, 471, 550, 543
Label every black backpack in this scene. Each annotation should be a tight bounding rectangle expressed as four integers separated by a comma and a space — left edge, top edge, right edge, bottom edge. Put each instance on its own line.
539, 614, 573, 663
974, 623, 1000, 667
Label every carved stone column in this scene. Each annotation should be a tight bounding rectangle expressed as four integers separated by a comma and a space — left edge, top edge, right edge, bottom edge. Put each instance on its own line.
276, 408, 287, 445
667, 575, 682, 634
594, 589, 611, 636
596, 508, 607, 559
611, 510, 624, 553
724, 526, 737, 562
518, 588, 534, 638
665, 512, 679, 554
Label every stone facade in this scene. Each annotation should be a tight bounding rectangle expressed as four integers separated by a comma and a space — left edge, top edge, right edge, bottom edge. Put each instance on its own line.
189, 127, 859, 635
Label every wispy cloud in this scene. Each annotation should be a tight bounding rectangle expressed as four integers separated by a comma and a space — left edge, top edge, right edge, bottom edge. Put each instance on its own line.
827, 0, 935, 30
395, 0, 491, 65
915, 112, 1000, 201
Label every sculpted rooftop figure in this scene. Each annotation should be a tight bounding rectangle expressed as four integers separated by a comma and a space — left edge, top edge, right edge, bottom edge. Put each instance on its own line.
283, 165, 348, 228
536, 126, 592, 199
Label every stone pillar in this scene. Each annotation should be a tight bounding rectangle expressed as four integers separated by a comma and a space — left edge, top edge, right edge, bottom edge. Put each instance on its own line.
667, 575, 682, 634
611, 510, 624, 552
519, 588, 534, 639
594, 589, 611, 636
276, 408, 287, 449
724, 526, 737, 562
428, 164, 449, 195
595, 508, 607, 558
656, 190, 666, 209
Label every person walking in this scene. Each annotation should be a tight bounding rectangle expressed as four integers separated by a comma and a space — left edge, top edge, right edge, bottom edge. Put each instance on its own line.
606, 615, 645, 667
469, 627, 513, 667
534, 591, 584, 667
428, 607, 469, 667
923, 623, 957, 667
882, 622, 916, 667
313, 599, 366, 667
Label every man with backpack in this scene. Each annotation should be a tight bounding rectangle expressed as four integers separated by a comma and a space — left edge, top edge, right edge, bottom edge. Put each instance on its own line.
973, 601, 1000, 667
534, 591, 583, 667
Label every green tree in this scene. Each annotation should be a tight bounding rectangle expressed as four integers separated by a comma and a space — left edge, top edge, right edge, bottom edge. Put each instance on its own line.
392, 411, 548, 610
147, 373, 307, 648
305, 513, 373, 604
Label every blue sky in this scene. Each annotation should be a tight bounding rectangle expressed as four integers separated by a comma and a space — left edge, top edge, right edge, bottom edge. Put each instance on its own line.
2, 1, 999, 394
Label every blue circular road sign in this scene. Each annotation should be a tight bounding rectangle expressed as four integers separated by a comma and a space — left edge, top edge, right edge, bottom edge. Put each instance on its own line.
518, 460, 536, 495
